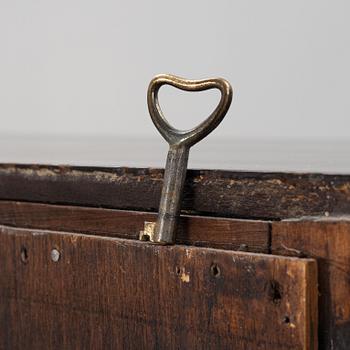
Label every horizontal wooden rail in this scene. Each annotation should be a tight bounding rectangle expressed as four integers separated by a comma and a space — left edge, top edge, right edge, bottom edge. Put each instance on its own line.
0, 164, 349, 219
0, 200, 269, 252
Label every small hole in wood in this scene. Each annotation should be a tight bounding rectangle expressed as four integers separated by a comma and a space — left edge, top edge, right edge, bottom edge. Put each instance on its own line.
176, 267, 181, 275
140, 234, 150, 241
268, 280, 283, 305
211, 264, 221, 278
20, 246, 28, 264
283, 316, 290, 324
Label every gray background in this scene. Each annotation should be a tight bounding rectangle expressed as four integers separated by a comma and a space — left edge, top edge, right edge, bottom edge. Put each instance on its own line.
0, 1, 349, 171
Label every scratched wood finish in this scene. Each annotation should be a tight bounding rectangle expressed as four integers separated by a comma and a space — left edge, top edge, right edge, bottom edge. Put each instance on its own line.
272, 219, 350, 350
0, 226, 317, 350
0, 201, 269, 252
0, 164, 349, 220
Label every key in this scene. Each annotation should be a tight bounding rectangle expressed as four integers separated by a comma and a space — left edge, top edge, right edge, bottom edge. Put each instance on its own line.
145, 74, 233, 244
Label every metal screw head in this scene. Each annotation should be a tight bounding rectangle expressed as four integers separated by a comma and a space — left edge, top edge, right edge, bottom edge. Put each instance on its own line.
50, 248, 60, 262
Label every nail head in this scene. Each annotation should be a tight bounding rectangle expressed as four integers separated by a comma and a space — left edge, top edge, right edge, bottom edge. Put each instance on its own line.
51, 249, 60, 262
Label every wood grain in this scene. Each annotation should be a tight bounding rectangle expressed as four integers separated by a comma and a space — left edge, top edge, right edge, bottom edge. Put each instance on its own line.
0, 164, 349, 220
0, 225, 318, 349
272, 219, 350, 349
0, 201, 269, 252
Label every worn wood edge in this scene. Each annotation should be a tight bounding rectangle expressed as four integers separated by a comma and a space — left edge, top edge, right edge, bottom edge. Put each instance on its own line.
0, 164, 349, 220
0, 224, 316, 264
279, 215, 350, 222
0, 200, 270, 252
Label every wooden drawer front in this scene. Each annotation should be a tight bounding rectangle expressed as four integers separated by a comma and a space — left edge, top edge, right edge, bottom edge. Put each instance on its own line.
0, 226, 317, 349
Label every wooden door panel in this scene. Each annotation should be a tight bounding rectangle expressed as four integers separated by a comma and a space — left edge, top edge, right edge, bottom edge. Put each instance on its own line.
0, 225, 317, 349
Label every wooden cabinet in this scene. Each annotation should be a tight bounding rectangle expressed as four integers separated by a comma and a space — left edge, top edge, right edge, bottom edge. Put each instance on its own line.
0, 164, 349, 349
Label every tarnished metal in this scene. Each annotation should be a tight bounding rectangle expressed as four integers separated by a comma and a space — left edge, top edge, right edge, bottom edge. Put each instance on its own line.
50, 248, 60, 262
146, 74, 233, 244
139, 221, 156, 242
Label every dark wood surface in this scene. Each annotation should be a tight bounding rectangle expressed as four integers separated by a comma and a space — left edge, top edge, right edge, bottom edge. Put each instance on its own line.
0, 164, 350, 220
0, 201, 269, 252
0, 225, 318, 350
272, 219, 350, 350
0, 160, 349, 348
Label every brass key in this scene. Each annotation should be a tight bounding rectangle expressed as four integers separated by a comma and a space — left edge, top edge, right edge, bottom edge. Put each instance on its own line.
143, 74, 233, 245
